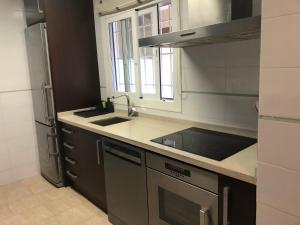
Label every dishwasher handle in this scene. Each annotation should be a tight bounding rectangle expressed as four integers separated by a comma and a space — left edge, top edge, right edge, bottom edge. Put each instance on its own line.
104, 143, 142, 165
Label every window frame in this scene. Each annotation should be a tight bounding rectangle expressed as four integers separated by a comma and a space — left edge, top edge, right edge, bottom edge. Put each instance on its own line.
102, 10, 141, 104
100, 0, 181, 113
137, 6, 160, 100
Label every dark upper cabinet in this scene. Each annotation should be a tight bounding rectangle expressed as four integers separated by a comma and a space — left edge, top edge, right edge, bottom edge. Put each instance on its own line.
60, 123, 107, 212
24, 0, 45, 25
219, 176, 256, 225
44, 0, 101, 112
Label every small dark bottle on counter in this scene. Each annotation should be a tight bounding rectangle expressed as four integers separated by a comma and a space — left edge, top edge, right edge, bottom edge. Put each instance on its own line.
106, 98, 114, 113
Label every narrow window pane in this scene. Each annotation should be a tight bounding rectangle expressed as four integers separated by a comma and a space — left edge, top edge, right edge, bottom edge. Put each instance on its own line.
144, 13, 152, 25
138, 12, 156, 94
159, 1, 174, 100
109, 18, 135, 93
145, 26, 152, 37
139, 27, 144, 38
159, 3, 172, 34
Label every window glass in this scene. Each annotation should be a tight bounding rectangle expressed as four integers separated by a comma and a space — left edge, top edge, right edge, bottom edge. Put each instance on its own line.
159, 1, 174, 99
138, 12, 157, 94
159, 4, 172, 34
109, 18, 135, 93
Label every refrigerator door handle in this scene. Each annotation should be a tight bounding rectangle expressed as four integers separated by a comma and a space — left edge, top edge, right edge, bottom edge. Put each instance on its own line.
47, 133, 59, 158
41, 82, 48, 121
44, 84, 54, 121
41, 23, 56, 123
37, 0, 44, 14
42, 83, 54, 122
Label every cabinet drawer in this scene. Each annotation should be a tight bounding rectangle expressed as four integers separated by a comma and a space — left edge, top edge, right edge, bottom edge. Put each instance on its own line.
60, 122, 107, 211
61, 124, 78, 143
64, 156, 78, 167
62, 141, 80, 159
65, 169, 82, 189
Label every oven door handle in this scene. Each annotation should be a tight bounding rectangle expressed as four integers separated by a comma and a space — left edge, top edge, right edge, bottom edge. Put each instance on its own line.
200, 208, 208, 225
223, 186, 230, 225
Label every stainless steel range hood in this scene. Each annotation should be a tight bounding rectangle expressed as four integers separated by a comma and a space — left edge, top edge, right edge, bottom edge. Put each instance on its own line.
139, 16, 261, 48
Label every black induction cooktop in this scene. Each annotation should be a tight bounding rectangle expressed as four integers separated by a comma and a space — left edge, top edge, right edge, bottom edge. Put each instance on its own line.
151, 127, 257, 161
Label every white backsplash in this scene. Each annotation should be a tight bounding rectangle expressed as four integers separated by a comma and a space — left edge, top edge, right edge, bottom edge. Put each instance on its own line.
0, 0, 39, 185
99, 40, 260, 130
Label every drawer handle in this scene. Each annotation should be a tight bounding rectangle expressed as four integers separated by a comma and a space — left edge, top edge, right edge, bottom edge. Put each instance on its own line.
200, 208, 208, 225
66, 170, 78, 180
65, 157, 76, 165
96, 140, 101, 165
63, 142, 74, 150
62, 128, 73, 135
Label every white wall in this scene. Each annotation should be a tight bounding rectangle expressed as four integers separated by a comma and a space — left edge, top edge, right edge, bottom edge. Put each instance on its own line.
95, 0, 260, 130
257, 0, 300, 224
0, 0, 39, 185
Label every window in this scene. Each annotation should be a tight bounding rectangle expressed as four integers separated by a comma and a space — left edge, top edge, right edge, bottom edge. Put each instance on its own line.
109, 18, 136, 93
101, 0, 181, 112
137, 1, 175, 100
159, 2, 175, 100
138, 8, 159, 97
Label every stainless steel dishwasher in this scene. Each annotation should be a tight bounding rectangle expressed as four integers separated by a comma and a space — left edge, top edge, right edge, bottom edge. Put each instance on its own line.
102, 138, 148, 225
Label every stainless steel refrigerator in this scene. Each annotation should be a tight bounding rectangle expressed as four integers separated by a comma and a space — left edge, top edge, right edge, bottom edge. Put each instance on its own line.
25, 23, 63, 187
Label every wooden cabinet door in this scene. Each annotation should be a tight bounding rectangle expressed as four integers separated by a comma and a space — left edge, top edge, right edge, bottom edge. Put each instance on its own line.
219, 176, 256, 225
60, 123, 107, 212
76, 130, 107, 212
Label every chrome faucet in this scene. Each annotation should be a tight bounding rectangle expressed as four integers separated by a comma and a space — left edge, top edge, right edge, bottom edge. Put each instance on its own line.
111, 94, 138, 117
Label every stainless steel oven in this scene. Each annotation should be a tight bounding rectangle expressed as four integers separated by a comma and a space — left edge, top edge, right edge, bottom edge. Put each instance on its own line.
146, 152, 219, 225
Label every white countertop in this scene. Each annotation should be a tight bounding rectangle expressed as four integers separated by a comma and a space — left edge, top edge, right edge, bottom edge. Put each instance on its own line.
57, 110, 257, 185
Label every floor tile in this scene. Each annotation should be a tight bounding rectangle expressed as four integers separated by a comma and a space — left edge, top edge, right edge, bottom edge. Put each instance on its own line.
19, 205, 54, 224
42, 198, 71, 215
1, 215, 30, 225
55, 207, 92, 225
0, 205, 14, 220
9, 195, 40, 214
81, 214, 112, 225
39, 217, 62, 225
0, 176, 110, 225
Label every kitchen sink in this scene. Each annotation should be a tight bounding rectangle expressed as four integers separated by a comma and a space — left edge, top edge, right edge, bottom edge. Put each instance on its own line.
91, 117, 130, 126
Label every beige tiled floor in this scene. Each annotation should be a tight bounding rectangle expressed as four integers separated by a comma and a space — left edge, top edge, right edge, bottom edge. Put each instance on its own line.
0, 176, 111, 225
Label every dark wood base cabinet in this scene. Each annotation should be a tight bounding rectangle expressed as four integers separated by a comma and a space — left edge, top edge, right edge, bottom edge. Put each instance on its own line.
59, 123, 256, 223
219, 176, 256, 225
59, 123, 107, 212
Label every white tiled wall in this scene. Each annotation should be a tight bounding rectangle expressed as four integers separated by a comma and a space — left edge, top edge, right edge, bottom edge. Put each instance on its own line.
257, 203, 300, 225
0, 0, 40, 185
257, 0, 300, 224
258, 120, 300, 172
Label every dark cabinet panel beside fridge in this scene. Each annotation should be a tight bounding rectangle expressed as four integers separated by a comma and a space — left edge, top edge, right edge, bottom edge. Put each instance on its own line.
44, 0, 101, 112
24, 0, 101, 187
